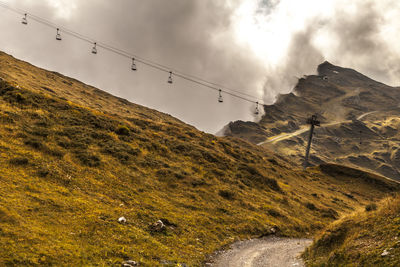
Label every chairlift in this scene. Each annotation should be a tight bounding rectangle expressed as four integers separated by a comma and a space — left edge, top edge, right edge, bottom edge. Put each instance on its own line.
255, 101, 260, 115
168, 71, 173, 84
21, 13, 28, 25
131, 58, 137, 71
56, 28, 62, 41
218, 89, 223, 103
91, 42, 97, 54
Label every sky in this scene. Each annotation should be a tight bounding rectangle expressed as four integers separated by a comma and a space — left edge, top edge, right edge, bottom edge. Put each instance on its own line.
0, 0, 399, 133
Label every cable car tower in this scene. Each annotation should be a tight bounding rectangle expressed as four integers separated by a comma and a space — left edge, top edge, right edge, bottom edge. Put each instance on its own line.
303, 114, 320, 169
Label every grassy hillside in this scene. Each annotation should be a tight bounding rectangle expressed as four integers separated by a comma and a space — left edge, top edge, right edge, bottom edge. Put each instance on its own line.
303, 194, 400, 266
0, 51, 399, 266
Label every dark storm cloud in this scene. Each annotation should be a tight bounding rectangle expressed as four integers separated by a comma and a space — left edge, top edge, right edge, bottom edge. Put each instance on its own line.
2, 0, 400, 133
261, 0, 400, 103
1, 0, 266, 133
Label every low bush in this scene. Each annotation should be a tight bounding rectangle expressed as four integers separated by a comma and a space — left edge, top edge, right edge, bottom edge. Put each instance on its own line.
74, 151, 101, 167
99, 141, 140, 163
115, 125, 130, 136
9, 157, 29, 166
267, 208, 283, 217
365, 203, 377, 211
218, 189, 235, 200
306, 202, 318, 211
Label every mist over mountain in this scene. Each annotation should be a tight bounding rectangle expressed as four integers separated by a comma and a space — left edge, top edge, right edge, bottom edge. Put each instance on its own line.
223, 61, 400, 181
2, 0, 400, 133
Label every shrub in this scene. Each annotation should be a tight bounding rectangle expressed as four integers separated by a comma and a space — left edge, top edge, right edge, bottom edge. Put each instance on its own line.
74, 151, 101, 167
321, 208, 339, 219
115, 125, 130, 136
37, 167, 50, 178
24, 138, 64, 158
306, 202, 318, 211
99, 141, 140, 163
267, 208, 283, 217
9, 157, 29, 166
28, 127, 50, 137
24, 138, 43, 150
218, 189, 235, 200
365, 203, 377, 211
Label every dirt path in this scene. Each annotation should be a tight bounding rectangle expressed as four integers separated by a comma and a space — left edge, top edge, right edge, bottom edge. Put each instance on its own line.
211, 237, 312, 267
257, 111, 377, 146
257, 120, 349, 145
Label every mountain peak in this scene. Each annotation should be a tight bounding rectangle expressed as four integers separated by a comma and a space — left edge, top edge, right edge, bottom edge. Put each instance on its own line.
317, 61, 341, 76
224, 62, 400, 181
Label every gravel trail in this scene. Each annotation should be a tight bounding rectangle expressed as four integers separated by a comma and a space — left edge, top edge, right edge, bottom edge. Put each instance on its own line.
211, 237, 312, 267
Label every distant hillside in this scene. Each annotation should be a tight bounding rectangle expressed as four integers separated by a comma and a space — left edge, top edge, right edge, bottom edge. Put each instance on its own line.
222, 62, 400, 181
303, 193, 400, 266
0, 51, 398, 266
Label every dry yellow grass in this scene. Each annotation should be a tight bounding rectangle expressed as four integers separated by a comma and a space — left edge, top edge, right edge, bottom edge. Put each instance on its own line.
303, 194, 400, 266
0, 51, 399, 266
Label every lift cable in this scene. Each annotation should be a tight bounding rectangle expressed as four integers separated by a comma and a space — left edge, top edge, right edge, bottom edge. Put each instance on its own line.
0, 1, 265, 106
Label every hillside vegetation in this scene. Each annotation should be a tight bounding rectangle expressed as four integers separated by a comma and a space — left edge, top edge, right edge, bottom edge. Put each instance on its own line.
0, 51, 399, 266
303, 194, 400, 266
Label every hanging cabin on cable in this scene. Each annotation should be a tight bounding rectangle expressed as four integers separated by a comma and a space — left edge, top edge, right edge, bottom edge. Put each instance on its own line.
218, 89, 223, 103
168, 72, 173, 84
131, 58, 137, 71
56, 28, 62, 41
21, 13, 27, 25
91, 42, 97, 54
254, 102, 260, 115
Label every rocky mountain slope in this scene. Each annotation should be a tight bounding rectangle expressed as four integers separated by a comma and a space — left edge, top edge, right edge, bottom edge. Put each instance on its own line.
223, 62, 400, 181
0, 51, 399, 266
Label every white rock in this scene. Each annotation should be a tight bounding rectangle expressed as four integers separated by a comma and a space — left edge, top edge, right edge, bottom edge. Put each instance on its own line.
122, 260, 138, 266
118, 216, 127, 224
156, 220, 165, 228
381, 249, 389, 256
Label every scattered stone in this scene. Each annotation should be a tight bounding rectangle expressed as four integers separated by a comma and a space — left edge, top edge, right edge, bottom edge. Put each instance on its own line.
122, 260, 138, 266
270, 226, 280, 234
160, 260, 174, 265
381, 249, 389, 256
118, 217, 127, 224
149, 220, 166, 232
160, 218, 178, 227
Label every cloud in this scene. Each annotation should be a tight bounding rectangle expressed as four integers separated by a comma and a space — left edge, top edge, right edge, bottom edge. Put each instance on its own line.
252, 0, 400, 103
0, 0, 267, 133
1, 0, 400, 133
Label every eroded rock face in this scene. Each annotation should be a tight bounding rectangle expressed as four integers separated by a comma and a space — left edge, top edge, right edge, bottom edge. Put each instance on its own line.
223, 62, 400, 181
